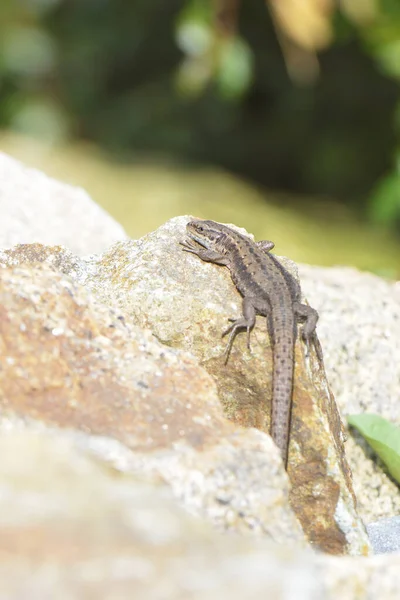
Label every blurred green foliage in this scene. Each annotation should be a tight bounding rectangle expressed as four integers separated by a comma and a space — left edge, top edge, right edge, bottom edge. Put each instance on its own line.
1, 0, 400, 231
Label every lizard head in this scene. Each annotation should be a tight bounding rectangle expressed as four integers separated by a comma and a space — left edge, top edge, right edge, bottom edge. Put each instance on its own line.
186, 219, 226, 250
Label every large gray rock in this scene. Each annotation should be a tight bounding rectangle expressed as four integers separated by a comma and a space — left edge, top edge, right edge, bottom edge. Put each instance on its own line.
299, 265, 400, 419
299, 265, 400, 524
0, 431, 320, 600
0, 257, 306, 548
0, 430, 399, 599
0, 152, 127, 254
367, 517, 400, 554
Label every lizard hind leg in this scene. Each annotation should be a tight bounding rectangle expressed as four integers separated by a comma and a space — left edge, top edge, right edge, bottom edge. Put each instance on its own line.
293, 301, 322, 361
221, 297, 256, 364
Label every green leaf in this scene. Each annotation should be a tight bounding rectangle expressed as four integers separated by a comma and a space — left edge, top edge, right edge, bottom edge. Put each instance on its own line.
368, 171, 400, 224
217, 38, 253, 100
347, 414, 400, 483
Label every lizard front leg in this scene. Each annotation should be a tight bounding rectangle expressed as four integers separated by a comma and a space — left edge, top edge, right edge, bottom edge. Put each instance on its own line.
222, 297, 257, 363
180, 239, 229, 266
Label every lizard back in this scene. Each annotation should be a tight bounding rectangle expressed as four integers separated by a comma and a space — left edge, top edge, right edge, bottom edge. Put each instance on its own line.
203, 224, 298, 466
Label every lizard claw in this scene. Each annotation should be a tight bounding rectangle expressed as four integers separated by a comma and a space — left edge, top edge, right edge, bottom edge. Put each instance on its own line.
180, 240, 200, 254
312, 334, 324, 363
221, 320, 239, 338
302, 330, 323, 363
221, 317, 253, 363
246, 327, 251, 351
221, 320, 240, 364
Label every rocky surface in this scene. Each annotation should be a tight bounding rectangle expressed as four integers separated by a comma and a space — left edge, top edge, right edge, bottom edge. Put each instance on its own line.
0, 431, 399, 599
0, 432, 319, 600
299, 264, 400, 523
0, 260, 305, 545
299, 265, 400, 420
0, 152, 127, 254
367, 516, 400, 554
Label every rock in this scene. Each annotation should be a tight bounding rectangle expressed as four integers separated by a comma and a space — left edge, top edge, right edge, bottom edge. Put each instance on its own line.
0, 431, 321, 599
299, 265, 400, 524
0, 430, 399, 599
84, 216, 368, 556
0, 217, 369, 555
367, 517, 400, 554
317, 553, 400, 599
0, 259, 306, 547
298, 266, 400, 420
0, 152, 127, 254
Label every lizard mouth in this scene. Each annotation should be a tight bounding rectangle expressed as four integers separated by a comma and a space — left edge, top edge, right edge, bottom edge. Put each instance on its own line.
187, 232, 208, 248
185, 221, 209, 248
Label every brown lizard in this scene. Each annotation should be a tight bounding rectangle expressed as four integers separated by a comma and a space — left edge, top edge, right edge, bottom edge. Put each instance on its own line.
181, 219, 319, 468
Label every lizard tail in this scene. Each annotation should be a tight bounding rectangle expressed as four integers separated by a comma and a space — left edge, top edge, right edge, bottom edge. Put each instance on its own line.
270, 318, 295, 468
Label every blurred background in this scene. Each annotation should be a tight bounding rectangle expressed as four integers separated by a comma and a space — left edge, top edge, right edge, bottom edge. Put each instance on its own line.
1, 0, 400, 275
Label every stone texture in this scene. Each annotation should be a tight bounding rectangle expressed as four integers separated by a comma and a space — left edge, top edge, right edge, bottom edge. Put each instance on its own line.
299, 265, 400, 523
0, 259, 305, 547
0, 431, 399, 599
317, 553, 400, 600
298, 265, 400, 420
0, 431, 320, 600
0, 152, 127, 254
367, 516, 400, 554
